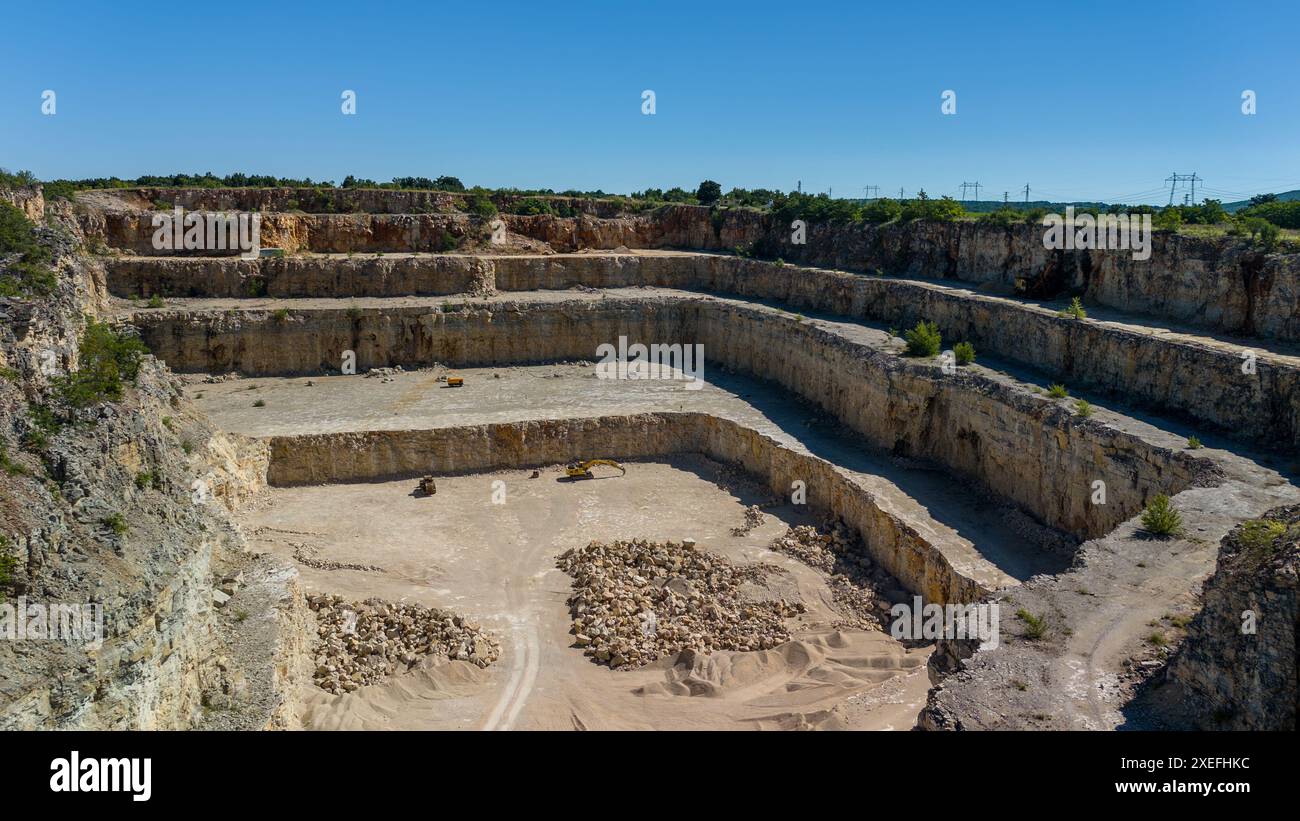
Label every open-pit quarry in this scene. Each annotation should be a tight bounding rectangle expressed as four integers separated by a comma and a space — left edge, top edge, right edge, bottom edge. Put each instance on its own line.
2, 186, 1296, 732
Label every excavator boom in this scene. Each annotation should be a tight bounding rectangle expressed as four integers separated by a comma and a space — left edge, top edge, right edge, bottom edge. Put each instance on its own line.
564, 459, 626, 479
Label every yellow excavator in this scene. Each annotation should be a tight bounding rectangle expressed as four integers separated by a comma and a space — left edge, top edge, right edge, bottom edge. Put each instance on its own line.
564, 459, 626, 480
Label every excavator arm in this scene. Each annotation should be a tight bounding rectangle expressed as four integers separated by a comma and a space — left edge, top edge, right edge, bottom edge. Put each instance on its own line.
564, 459, 626, 479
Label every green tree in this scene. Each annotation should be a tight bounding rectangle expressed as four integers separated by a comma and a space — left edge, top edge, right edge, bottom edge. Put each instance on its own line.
696, 180, 722, 205
904, 320, 942, 357
56, 321, 148, 408
1153, 208, 1183, 231
861, 198, 902, 223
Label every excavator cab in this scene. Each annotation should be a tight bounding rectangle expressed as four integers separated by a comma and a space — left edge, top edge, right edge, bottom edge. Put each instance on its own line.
564, 459, 626, 480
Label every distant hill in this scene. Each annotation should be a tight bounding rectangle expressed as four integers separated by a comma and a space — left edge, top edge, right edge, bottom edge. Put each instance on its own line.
843, 191, 1300, 215
1224, 190, 1300, 213
848, 199, 1111, 213
953, 200, 1109, 214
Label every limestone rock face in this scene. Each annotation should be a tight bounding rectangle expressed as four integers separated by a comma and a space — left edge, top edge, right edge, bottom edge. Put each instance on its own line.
140, 294, 1215, 541
0, 205, 303, 730
0, 185, 44, 222
82, 193, 1300, 342
1166, 506, 1298, 730
125, 248, 1300, 454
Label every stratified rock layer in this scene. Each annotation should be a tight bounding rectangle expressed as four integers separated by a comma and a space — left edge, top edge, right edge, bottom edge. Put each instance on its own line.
1166, 506, 1298, 730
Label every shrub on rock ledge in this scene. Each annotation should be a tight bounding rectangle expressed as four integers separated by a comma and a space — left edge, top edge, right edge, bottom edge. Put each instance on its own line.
904, 320, 941, 357
1141, 494, 1183, 537
56, 320, 148, 409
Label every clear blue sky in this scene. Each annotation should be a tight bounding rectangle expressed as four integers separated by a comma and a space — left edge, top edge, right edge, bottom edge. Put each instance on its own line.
3, 0, 1298, 204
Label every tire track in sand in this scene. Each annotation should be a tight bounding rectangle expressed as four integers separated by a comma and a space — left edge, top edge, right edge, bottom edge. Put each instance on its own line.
482, 615, 540, 731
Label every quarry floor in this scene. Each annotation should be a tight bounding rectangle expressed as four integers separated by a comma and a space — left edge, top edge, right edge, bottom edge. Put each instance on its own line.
184, 322, 1294, 729
122, 248, 1300, 730
240, 459, 932, 730
190, 363, 1067, 587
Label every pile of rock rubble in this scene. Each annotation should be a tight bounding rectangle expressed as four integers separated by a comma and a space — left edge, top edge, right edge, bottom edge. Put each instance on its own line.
730, 504, 766, 536
769, 522, 903, 629
557, 539, 804, 669
308, 594, 500, 694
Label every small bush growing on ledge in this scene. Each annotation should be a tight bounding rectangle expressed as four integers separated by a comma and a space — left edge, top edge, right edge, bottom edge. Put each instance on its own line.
1, 443, 28, 476
55, 320, 148, 409
977, 208, 1022, 228
1074, 399, 1093, 417
953, 341, 975, 365
466, 193, 497, 218
904, 320, 941, 357
102, 513, 128, 536
1237, 518, 1286, 558
1016, 608, 1048, 640
1140, 494, 1182, 537
0, 535, 18, 603
0, 202, 56, 298
1048, 383, 1069, 399
1058, 296, 1087, 320
508, 197, 553, 216
1186, 436, 1203, 449
899, 192, 964, 223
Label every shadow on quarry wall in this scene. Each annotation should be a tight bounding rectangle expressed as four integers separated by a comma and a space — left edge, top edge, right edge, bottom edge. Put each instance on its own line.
130, 296, 1219, 543
261, 412, 996, 606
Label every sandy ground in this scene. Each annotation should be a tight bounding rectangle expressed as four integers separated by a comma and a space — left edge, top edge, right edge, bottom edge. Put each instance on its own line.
193, 364, 1069, 587
241, 458, 933, 730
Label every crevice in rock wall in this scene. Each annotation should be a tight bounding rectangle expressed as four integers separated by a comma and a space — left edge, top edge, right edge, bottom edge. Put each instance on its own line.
1239, 251, 1268, 337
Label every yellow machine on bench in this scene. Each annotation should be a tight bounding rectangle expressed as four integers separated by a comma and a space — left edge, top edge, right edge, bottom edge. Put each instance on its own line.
564, 459, 626, 480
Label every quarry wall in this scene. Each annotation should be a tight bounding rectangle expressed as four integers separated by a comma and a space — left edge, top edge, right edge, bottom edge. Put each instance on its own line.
1166, 505, 1298, 730
263, 412, 994, 605
109, 252, 1300, 453
83, 193, 1300, 342
131, 297, 1216, 542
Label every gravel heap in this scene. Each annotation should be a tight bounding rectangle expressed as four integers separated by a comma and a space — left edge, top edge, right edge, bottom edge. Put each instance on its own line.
292, 543, 385, 573
557, 539, 804, 669
308, 594, 500, 694
730, 504, 766, 536
769, 522, 901, 629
